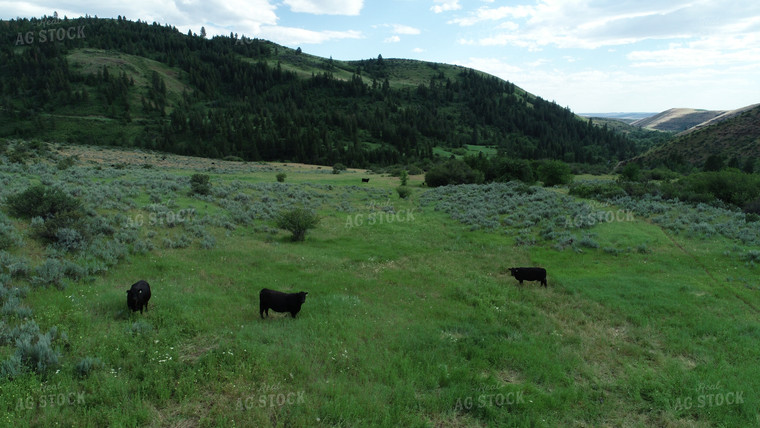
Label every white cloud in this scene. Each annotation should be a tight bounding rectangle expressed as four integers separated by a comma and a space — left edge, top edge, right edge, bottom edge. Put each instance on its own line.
258, 25, 362, 45
431, 0, 460, 14
0, 0, 279, 34
384, 35, 401, 43
391, 24, 421, 35
449, 4, 532, 26
412, 47, 425, 53
374, 23, 421, 35
283, 0, 363, 15
628, 41, 760, 69
450, 1, 760, 50
459, 57, 522, 76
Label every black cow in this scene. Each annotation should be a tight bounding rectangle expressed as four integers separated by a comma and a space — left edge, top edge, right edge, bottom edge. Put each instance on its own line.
127, 280, 152, 313
508, 267, 547, 287
260, 288, 308, 319
361, 178, 370, 183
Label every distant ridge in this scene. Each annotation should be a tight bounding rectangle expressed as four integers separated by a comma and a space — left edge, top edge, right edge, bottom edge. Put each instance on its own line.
678, 103, 760, 136
631, 108, 726, 132
629, 104, 760, 168
579, 112, 656, 123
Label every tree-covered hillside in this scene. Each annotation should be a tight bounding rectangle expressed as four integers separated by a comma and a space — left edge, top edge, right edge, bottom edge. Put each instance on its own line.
1, 16, 636, 167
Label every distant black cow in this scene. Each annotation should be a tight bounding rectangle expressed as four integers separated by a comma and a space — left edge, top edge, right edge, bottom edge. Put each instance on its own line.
260, 288, 308, 319
127, 280, 152, 313
508, 267, 547, 287
361, 178, 370, 183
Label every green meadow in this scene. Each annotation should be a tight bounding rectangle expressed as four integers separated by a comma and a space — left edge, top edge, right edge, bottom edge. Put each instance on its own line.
1, 144, 758, 427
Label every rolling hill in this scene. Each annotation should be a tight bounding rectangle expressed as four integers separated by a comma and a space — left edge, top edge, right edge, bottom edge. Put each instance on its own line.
0, 16, 636, 167
630, 104, 760, 134
630, 104, 760, 168
631, 108, 726, 132
579, 112, 656, 124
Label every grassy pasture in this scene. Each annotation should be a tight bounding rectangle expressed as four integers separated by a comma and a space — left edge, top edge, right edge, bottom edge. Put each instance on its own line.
0, 144, 758, 427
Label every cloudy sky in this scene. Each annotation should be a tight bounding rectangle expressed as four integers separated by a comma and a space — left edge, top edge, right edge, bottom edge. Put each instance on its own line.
3, 0, 760, 113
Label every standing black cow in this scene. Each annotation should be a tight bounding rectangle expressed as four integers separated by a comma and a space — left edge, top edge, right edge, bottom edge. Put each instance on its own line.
260, 288, 308, 319
127, 280, 152, 313
508, 267, 547, 287
361, 178, 370, 183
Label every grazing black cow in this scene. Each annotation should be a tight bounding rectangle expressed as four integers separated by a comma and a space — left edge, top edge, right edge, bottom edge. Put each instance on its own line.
127, 280, 152, 313
361, 178, 370, 183
508, 267, 547, 287
260, 288, 308, 319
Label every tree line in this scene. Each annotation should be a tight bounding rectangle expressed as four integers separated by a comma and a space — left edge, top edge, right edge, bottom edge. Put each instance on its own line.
1, 16, 637, 167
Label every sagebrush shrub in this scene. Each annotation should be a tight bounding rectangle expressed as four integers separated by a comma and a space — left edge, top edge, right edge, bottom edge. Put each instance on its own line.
131, 239, 155, 254
56, 156, 77, 170
55, 228, 86, 253
74, 357, 102, 378
200, 235, 216, 249
31, 258, 85, 289
1, 322, 64, 377
0, 221, 22, 250
15, 329, 61, 374
0, 251, 30, 278
578, 234, 600, 249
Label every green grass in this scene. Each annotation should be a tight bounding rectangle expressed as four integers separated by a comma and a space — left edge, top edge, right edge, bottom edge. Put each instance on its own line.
433, 144, 499, 159
1, 145, 758, 426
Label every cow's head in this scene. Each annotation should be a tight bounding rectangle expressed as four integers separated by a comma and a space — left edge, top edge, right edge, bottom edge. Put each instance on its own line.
297, 291, 308, 303
126, 288, 142, 311
508, 268, 518, 277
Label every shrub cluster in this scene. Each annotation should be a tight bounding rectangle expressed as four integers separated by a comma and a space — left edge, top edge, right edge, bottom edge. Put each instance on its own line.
661, 169, 760, 209
5, 185, 86, 244
190, 173, 211, 195
396, 186, 411, 199
425, 159, 484, 187
31, 258, 85, 289
0, 321, 65, 378
74, 356, 103, 378
569, 180, 627, 200
537, 160, 573, 186
275, 208, 320, 241
0, 213, 23, 250
420, 182, 607, 250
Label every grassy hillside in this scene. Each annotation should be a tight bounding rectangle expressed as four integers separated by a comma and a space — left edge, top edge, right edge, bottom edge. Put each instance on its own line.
1, 142, 759, 426
631, 108, 725, 132
0, 16, 635, 167
633, 105, 760, 169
